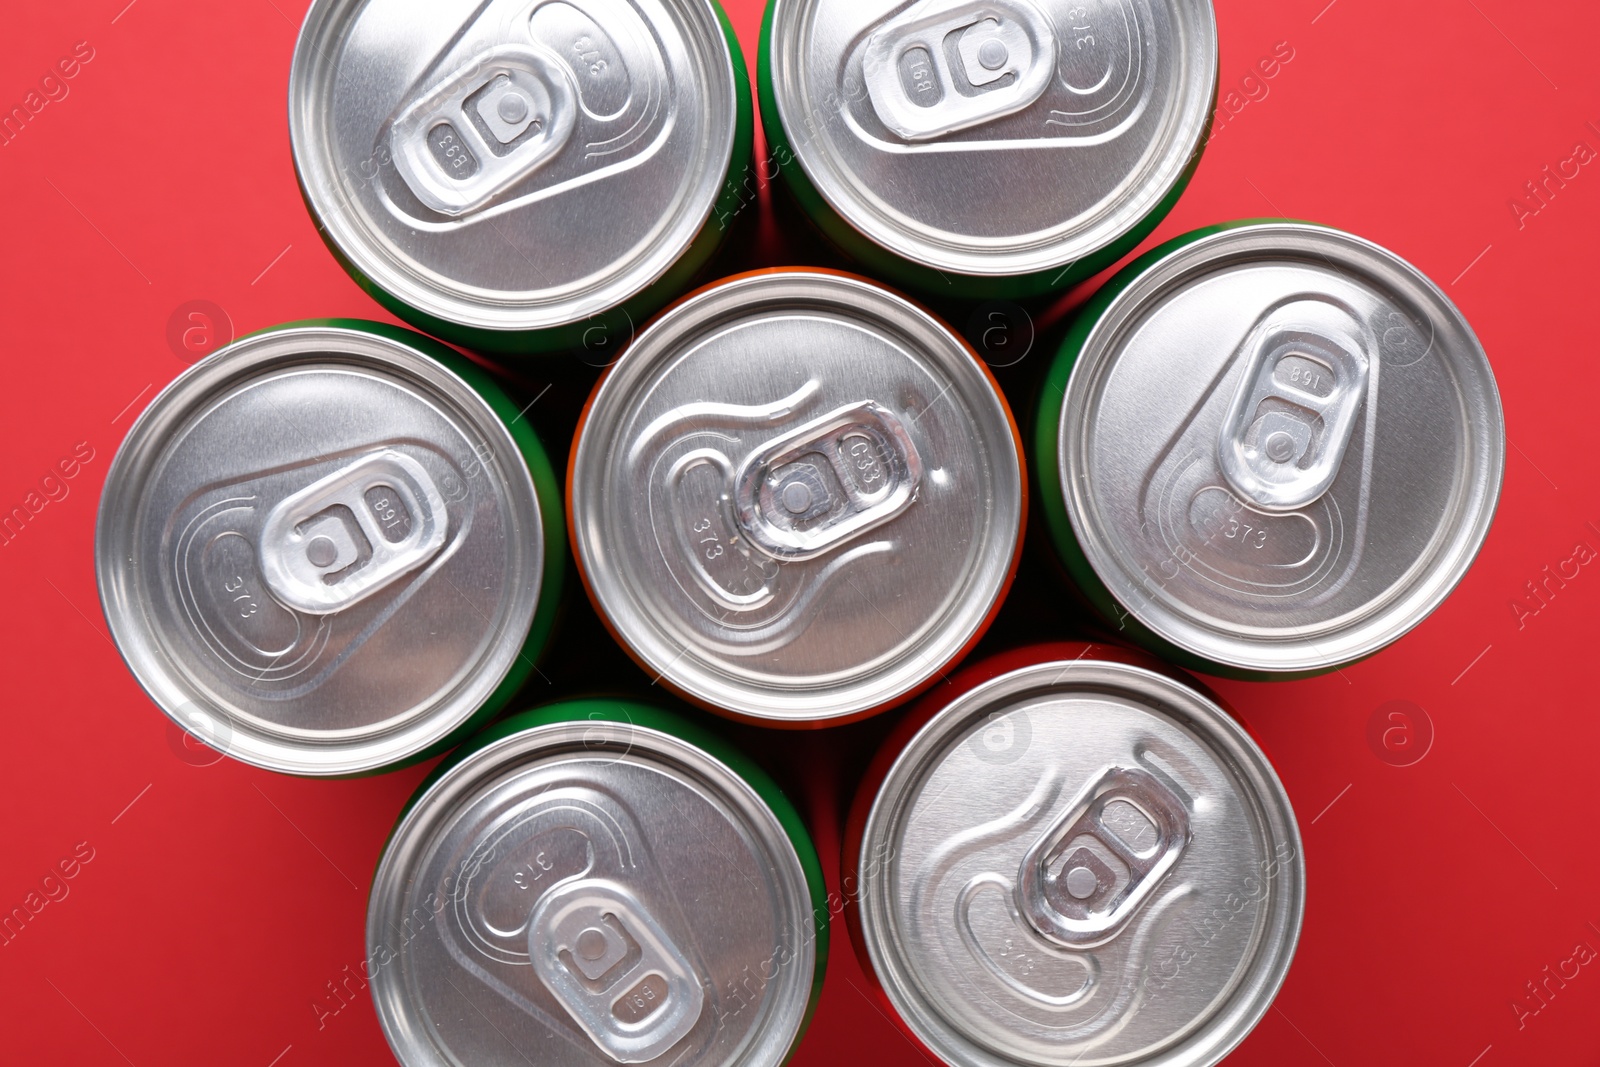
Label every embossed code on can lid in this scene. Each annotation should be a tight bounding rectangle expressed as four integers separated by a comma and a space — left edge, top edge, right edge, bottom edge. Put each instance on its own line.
1057, 223, 1505, 672
94, 326, 546, 775
858, 658, 1304, 1067
569, 271, 1024, 721
765, 0, 1216, 276
368, 716, 817, 1067
289, 0, 739, 332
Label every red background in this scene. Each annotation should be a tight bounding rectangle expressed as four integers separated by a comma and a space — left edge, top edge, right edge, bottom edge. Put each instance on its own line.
2, 1, 1597, 1064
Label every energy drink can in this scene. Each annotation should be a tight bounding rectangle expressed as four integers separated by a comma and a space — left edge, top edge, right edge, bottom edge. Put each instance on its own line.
290, 0, 753, 354
568, 269, 1025, 724
758, 0, 1217, 297
368, 700, 827, 1066
847, 642, 1304, 1067
95, 321, 564, 775
1036, 221, 1505, 677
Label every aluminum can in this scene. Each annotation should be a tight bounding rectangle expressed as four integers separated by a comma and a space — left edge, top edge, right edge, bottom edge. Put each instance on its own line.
290, 0, 753, 354
758, 0, 1217, 297
847, 642, 1304, 1067
1035, 221, 1505, 677
368, 700, 827, 1067
96, 321, 564, 775
568, 269, 1025, 724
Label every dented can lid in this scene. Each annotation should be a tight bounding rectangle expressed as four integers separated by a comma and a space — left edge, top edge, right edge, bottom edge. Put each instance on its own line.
857, 652, 1304, 1067
762, 0, 1217, 281
95, 323, 555, 775
289, 0, 743, 341
568, 270, 1025, 722
368, 702, 823, 1067
1044, 222, 1505, 674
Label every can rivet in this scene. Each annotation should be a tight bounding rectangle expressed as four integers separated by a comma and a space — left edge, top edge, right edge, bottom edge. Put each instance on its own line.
977, 39, 1009, 71
575, 927, 609, 961
497, 92, 530, 124
781, 480, 814, 514
305, 536, 339, 568
1264, 431, 1296, 463
1064, 865, 1098, 900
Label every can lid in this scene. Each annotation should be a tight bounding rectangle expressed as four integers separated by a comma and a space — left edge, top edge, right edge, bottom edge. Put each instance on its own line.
570, 271, 1024, 721
95, 325, 546, 775
290, 0, 739, 334
1057, 223, 1505, 672
858, 657, 1304, 1067
764, 0, 1216, 277
369, 710, 818, 1067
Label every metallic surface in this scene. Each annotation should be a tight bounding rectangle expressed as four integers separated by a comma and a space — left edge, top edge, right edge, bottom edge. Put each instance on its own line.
569, 271, 1023, 721
1056, 223, 1505, 672
95, 326, 546, 775
8, 1, 1600, 1063
764, 0, 1216, 275
858, 658, 1304, 1066
368, 716, 817, 1066
290, 0, 740, 332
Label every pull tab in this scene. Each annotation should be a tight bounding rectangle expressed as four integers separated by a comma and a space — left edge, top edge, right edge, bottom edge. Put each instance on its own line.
390, 44, 578, 216
257, 451, 447, 615
733, 401, 923, 561
862, 0, 1057, 140
1217, 299, 1372, 512
529, 879, 703, 1064
1016, 767, 1189, 949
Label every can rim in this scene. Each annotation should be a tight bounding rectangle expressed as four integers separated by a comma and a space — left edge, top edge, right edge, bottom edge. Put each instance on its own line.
762, 0, 1218, 277
95, 324, 545, 776
568, 268, 1026, 722
367, 709, 821, 1067
856, 656, 1306, 1067
288, 0, 741, 333
1057, 221, 1506, 673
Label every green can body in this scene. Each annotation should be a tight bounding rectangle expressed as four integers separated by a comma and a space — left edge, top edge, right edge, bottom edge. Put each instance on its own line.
96, 318, 568, 775
1034, 220, 1505, 679
1032, 225, 1241, 677
757, 0, 1218, 300
370, 699, 829, 1065
290, 0, 754, 356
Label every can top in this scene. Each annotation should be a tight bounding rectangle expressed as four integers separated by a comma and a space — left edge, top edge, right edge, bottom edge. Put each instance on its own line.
1056, 223, 1504, 672
570, 270, 1024, 721
764, 0, 1216, 277
96, 325, 547, 775
858, 657, 1304, 1067
290, 0, 740, 334
368, 710, 818, 1067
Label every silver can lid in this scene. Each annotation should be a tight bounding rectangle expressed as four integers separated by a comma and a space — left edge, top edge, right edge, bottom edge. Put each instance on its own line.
96, 325, 547, 775
369, 714, 818, 1067
858, 656, 1304, 1067
290, 0, 740, 334
764, 0, 1216, 277
1056, 223, 1505, 672
570, 271, 1024, 721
